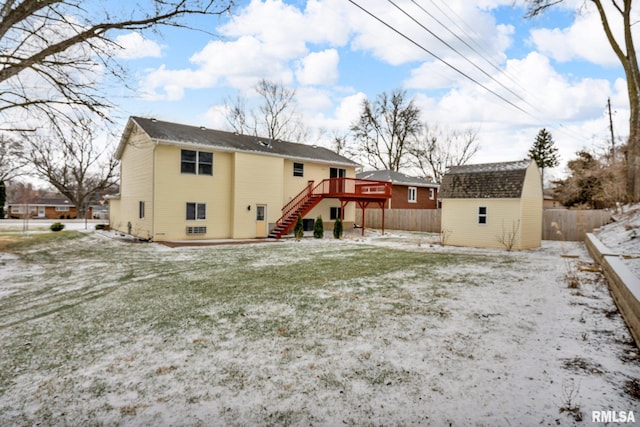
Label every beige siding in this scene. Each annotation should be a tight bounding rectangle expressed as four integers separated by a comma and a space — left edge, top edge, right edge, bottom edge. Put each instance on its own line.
518, 163, 543, 249
110, 128, 154, 239
441, 199, 522, 249
152, 145, 233, 241
113, 121, 360, 241
232, 153, 284, 238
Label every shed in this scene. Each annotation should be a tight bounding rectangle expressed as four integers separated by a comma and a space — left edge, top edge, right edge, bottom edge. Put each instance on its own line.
439, 159, 542, 250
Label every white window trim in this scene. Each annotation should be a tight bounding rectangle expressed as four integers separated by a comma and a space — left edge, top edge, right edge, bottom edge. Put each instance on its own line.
408, 187, 417, 203
429, 188, 435, 200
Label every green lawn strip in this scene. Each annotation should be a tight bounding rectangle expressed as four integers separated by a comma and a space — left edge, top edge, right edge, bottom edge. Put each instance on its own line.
0, 236, 493, 405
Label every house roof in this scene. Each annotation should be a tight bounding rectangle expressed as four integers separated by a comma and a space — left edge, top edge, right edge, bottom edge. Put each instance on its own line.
8, 197, 72, 206
116, 116, 358, 167
356, 169, 438, 188
439, 159, 534, 199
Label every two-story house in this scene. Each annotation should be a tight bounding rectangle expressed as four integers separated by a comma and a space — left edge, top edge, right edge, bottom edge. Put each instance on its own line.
109, 117, 390, 241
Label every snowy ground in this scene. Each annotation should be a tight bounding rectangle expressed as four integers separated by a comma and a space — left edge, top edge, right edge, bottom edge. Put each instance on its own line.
0, 222, 639, 426
594, 205, 640, 277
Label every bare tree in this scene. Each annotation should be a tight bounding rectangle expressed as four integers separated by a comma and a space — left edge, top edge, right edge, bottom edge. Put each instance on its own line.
225, 94, 251, 135
224, 79, 308, 142
408, 123, 479, 183
525, 0, 639, 200
0, 0, 234, 131
24, 118, 118, 220
351, 89, 422, 171
0, 135, 27, 181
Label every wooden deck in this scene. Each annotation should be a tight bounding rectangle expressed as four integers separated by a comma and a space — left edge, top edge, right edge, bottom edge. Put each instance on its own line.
269, 178, 391, 239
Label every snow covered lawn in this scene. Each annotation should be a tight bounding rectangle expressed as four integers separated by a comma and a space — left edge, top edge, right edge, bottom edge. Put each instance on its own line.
0, 229, 638, 426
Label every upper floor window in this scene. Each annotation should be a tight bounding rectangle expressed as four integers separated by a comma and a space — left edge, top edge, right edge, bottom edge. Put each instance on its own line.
429, 188, 435, 200
293, 162, 304, 177
181, 150, 213, 175
408, 187, 417, 203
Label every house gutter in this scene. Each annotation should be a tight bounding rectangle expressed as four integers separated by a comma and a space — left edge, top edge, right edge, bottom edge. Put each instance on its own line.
149, 137, 359, 168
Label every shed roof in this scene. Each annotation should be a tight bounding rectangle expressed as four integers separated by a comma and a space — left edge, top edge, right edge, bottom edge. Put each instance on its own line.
356, 169, 438, 188
439, 159, 534, 199
116, 116, 358, 167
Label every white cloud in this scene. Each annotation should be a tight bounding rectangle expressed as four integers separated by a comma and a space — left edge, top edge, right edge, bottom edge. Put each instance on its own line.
530, 1, 636, 66
113, 32, 163, 59
295, 49, 339, 85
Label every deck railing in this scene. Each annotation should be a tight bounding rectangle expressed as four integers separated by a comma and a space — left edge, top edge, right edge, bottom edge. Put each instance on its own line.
274, 178, 391, 227
311, 178, 391, 198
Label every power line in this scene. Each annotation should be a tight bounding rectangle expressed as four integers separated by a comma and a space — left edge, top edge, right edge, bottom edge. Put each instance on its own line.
389, 0, 529, 106
346, 0, 536, 119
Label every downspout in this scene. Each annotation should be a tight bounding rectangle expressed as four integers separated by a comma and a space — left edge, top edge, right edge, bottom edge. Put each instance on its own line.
152, 141, 157, 241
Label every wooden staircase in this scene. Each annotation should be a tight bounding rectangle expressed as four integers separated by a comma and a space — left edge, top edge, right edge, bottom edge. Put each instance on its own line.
268, 181, 322, 239
268, 178, 392, 239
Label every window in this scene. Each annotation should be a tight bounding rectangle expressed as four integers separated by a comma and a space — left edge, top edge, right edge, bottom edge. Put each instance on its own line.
478, 206, 488, 224
330, 167, 346, 178
181, 150, 213, 175
55, 206, 70, 212
139, 201, 145, 219
11, 206, 24, 214
330, 207, 342, 220
293, 162, 304, 177
429, 188, 435, 200
186, 203, 206, 220
181, 150, 196, 174
198, 152, 213, 175
408, 187, 417, 203
256, 205, 265, 221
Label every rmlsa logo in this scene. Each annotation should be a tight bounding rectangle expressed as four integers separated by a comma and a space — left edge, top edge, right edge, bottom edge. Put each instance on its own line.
592, 411, 636, 423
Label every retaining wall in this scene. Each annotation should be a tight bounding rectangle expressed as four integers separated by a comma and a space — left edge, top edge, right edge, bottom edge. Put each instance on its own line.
585, 233, 640, 348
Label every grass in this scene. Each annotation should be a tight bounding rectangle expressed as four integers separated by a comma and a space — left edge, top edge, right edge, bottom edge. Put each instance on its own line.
4, 232, 628, 425
0, 234, 490, 395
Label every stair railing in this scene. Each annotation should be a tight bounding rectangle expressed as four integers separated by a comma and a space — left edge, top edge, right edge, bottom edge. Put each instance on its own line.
275, 180, 316, 227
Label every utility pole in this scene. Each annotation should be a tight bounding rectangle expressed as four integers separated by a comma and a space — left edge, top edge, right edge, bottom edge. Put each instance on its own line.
608, 97, 616, 162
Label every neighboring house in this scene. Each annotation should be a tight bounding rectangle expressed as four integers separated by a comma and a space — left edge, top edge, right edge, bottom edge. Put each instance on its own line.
8, 197, 93, 220
543, 188, 566, 209
439, 159, 543, 250
109, 116, 391, 241
356, 170, 439, 209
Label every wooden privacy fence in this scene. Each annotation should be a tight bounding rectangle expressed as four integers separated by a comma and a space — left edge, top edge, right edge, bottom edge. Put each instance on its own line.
356, 208, 613, 241
356, 209, 441, 233
542, 209, 612, 241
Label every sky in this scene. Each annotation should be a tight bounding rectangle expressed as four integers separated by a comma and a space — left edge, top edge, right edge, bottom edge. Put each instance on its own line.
107, 0, 637, 182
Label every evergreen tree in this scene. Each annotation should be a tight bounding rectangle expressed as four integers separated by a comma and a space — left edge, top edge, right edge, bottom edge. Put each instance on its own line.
333, 217, 343, 239
528, 128, 560, 184
294, 215, 304, 240
313, 216, 324, 239
0, 180, 5, 219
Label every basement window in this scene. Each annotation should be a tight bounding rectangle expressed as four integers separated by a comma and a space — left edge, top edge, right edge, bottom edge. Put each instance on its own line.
330, 207, 342, 220
478, 206, 488, 224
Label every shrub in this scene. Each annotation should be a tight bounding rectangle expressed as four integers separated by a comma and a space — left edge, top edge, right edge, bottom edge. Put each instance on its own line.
294, 215, 304, 240
313, 215, 324, 239
333, 217, 343, 239
50, 222, 65, 232
95, 224, 109, 230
